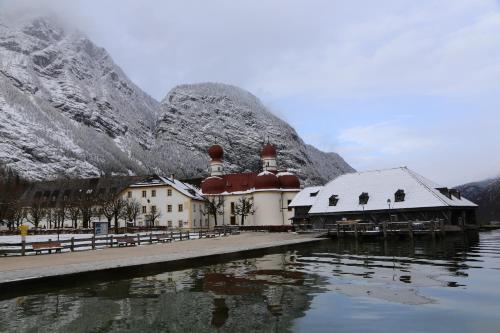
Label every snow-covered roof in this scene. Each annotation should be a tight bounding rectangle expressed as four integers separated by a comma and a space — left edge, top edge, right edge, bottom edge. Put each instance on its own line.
309, 167, 477, 214
289, 186, 323, 207
129, 175, 205, 201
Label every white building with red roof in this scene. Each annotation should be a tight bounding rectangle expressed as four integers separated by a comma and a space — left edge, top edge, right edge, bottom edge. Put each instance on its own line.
201, 143, 301, 227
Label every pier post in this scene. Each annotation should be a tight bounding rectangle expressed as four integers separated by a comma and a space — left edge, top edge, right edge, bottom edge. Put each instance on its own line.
110, 235, 114, 248
149, 232, 153, 244
91, 236, 95, 250
336, 224, 340, 238
137, 233, 141, 245
408, 222, 413, 240
440, 218, 446, 237
383, 221, 387, 239
70, 237, 74, 251
21, 240, 25, 256
430, 221, 436, 239
354, 223, 358, 240
461, 211, 466, 232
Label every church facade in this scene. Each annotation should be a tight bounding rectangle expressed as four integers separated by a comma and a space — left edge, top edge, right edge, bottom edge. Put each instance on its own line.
200, 143, 301, 226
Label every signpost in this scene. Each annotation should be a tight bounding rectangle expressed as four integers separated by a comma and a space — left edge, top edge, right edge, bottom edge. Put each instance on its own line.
19, 224, 29, 256
93, 221, 109, 236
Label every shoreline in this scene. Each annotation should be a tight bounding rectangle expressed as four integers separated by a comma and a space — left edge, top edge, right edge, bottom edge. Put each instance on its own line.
0, 232, 325, 297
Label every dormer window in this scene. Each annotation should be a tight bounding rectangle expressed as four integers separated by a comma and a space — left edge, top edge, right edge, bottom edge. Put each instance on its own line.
437, 187, 452, 199
395, 189, 405, 202
329, 195, 339, 206
450, 189, 461, 200
359, 192, 369, 205
310, 191, 319, 197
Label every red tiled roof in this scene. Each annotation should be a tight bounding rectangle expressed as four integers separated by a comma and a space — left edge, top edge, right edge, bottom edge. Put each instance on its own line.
201, 171, 301, 194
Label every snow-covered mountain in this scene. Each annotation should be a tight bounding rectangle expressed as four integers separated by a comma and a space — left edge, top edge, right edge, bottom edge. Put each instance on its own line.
456, 176, 500, 224
0, 15, 353, 185
0, 15, 159, 180
154, 83, 354, 184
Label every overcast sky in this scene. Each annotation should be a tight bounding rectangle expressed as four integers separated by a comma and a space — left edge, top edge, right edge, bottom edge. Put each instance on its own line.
3, 0, 500, 186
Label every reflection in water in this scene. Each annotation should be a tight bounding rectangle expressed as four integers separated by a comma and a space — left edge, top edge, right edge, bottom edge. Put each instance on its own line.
1, 231, 500, 332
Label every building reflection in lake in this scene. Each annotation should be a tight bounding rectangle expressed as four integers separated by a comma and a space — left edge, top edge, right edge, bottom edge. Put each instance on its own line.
0, 233, 486, 333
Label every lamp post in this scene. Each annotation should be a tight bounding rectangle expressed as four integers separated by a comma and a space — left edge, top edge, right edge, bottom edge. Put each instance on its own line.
387, 199, 392, 222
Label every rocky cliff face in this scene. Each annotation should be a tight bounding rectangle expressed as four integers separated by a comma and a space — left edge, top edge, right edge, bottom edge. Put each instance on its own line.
0, 15, 159, 180
0, 16, 353, 185
154, 83, 354, 184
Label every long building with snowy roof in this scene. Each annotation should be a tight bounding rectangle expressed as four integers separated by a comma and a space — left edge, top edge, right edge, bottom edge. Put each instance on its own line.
290, 167, 478, 229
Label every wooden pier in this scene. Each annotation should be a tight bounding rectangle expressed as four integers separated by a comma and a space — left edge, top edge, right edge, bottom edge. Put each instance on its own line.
311, 219, 477, 240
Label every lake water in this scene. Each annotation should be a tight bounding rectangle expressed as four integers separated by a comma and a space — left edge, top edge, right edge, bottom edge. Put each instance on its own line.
1, 230, 500, 332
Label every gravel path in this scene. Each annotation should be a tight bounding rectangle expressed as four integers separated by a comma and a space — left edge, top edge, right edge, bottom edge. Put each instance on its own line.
0, 232, 323, 286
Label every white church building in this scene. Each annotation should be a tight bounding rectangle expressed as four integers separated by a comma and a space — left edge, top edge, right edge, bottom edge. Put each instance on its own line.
200, 143, 301, 226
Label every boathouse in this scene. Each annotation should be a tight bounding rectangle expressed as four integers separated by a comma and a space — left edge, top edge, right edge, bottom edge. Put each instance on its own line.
290, 167, 478, 230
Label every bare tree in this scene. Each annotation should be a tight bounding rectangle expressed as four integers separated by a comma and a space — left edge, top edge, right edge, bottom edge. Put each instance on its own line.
66, 204, 80, 229
201, 196, 225, 227
4, 200, 25, 231
27, 201, 45, 229
76, 190, 95, 229
55, 200, 68, 230
234, 197, 255, 226
45, 208, 56, 229
124, 199, 141, 227
146, 206, 161, 227
101, 197, 115, 230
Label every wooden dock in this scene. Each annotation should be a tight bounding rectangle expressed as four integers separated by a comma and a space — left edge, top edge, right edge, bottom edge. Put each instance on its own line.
312, 220, 477, 240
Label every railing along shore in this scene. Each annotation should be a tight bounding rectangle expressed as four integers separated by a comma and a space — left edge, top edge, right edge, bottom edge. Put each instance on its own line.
0, 228, 239, 257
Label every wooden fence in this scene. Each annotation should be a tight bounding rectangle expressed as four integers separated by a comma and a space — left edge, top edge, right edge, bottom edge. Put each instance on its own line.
0, 229, 229, 257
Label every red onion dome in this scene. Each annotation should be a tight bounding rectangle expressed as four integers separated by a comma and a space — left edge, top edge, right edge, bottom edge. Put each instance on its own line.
201, 176, 225, 194
277, 172, 300, 189
261, 143, 277, 158
255, 171, 279, 190
208, 144, 223, 161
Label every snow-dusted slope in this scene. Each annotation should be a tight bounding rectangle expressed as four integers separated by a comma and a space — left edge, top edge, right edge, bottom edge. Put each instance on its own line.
456, 176, 500, 223
0, 16, 158, 180
0, 16, 353, 184
155, 83, 354, 184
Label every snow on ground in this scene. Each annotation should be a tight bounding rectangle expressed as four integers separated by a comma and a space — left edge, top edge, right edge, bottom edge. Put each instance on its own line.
0, 231, 202, 255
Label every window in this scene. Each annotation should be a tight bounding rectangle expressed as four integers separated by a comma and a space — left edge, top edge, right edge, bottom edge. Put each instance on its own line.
142, 190, 147, 198
230, 202, 235, 214
329, 195, 339, 206
168, 221, 172, 227
436, 187, 452, 199
167, 189, 172, 196
450, 189, 461, 199
287, 199, 292, 211
152, 190, 156, 197
142, 206, 147, 214
127, 191, 132, 198
193, 204, 196, 212
178, 220, 183, 228
178, 204, 183, 212
310, 191, 319, 197
151, 205, 157, 213
359, 192, 369, 205
395, 189, 405, 202
167, 205, 172, 213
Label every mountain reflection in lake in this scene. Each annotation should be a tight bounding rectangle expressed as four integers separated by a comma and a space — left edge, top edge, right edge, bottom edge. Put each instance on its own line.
1, 230, 500, 333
